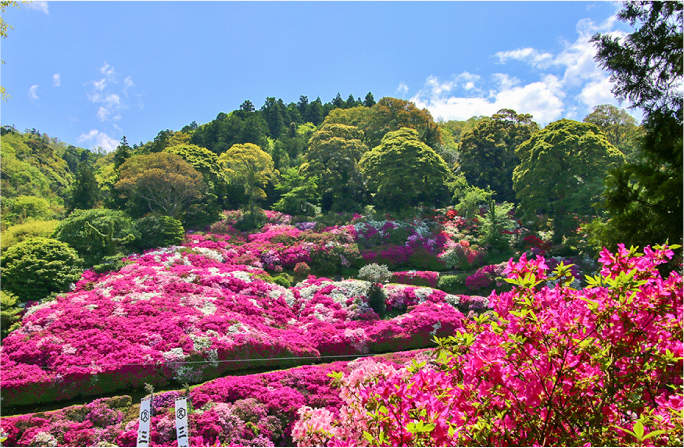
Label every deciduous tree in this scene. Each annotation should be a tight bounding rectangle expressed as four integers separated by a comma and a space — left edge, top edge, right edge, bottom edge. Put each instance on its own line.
459, 109, 538, 203
513, 119, 624, 244
115, 153, 207, 220
218, 143, 275, 217
360, 127, 452, 210
300, 123, 369, 212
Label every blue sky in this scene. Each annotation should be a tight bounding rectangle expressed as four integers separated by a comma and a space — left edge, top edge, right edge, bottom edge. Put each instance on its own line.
2, 1, 636, 152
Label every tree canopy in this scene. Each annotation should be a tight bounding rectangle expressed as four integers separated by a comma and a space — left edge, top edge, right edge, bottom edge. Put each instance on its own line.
300, 123, 369, 212
218, 143, 275, 216
513, 119, 625, 244
360, 127, 452, 210
459, 109, 539, 203
115, 152, 207, 221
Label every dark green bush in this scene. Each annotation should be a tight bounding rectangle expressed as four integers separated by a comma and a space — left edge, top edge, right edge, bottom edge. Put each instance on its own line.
234, 210, 267, 232
1, 290, 22, 340
1, 237, 83, 302
437, 273, 469, 294
271, 273, 293, 288
54, 208, 137, 267
133, 214, 185, 252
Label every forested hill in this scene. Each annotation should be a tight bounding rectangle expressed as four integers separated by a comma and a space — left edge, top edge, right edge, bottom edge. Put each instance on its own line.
1, 87, 679, 261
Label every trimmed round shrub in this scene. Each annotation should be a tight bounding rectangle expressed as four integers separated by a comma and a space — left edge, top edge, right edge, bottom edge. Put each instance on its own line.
0, 237, 83, 302
133, 214, 185, 252
357, 263, 392, 284
271, 273, 293, 288
358, 263, 391, 318
54, 208, 137, 267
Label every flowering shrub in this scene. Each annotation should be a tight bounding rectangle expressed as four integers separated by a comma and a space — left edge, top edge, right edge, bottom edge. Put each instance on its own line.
293, 244, 683, 447
464, 263, 506, 292
390, 271, 439, 288
438, 239, 484, 270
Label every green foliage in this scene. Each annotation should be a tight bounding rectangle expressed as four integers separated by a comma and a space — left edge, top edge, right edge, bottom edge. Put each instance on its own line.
270, 273, 293, 288
513, 119, 625, 244
1, 195, 56, 226
1, 219, 59, 251
218, 143, 275, 217
591, 1, 682, 115
366, 97, 443, 149
67, 161, 100, 212
478, 200, 516, 252
459, 109, 539, 203
437, 274, 469, 294
590, 1, 683, 254
358, 263, 391, 318
358, 263, 392, 284
301, 123, 369, 212
54, 208, 137, 267
233, 209, 268, 232
583, 104, 643, 161
438, 115, 488, 145
0, 132, 74, 204
132, 214, 185, 252
0, 237, 83, 302
115, 152, 209, 224
361, 128, 452, 210
0, 290, 22, 340
273, 168, 320, 216
452, 182, 493, 219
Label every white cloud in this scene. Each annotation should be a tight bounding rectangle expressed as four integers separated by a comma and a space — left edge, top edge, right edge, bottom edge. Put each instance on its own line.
410, 14, 641, 125
495, 47, 554, 69
123, 76, 134, 95
25, 1, 48, 14
28, 85, 39, 100
77, 129, 118, 153
396, 82, 409, 96
411, 73, 565, 123
86, 63, 133, 122
53, 73, 61, 87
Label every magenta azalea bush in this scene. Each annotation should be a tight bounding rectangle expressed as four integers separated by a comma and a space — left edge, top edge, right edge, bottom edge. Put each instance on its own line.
0, 236, 482, 407
293, 244, 683, 446
390, 271, 439, 288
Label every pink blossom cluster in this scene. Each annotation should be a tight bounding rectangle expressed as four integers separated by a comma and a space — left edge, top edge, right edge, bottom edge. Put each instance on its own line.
465, 263, 507, 291
390, 270, 439, 288
1, 242, 470, 408
293, 244, 683, 446
0, 351, 425, 447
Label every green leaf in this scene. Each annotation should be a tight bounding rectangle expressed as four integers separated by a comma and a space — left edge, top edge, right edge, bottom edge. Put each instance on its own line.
642, 429, 668, 441
633, 420, 644, 440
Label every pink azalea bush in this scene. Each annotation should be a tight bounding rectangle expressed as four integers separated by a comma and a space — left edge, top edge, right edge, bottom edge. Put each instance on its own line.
390, 271, 439, 288
464, 263, 507, 292
292, 244, 683, 446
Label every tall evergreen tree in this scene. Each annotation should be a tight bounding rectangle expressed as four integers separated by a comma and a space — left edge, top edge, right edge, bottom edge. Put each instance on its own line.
113, 136, 132, 169
68, 161, 100, 212
590, 1, 683, 250
364, 92, 376, 108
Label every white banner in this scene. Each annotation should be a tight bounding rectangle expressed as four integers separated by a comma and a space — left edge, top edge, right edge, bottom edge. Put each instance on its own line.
175, 397, 189, 447
136, 397, 152, 447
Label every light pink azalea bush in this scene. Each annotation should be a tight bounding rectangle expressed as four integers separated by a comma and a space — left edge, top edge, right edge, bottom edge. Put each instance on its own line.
293, 244, 683, 446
